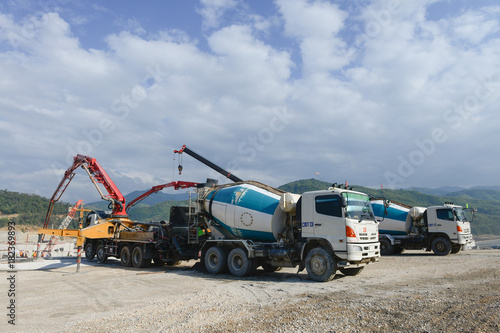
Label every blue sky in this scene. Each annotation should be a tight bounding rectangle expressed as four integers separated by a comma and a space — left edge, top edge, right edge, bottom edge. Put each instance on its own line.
1, 0, 500, 203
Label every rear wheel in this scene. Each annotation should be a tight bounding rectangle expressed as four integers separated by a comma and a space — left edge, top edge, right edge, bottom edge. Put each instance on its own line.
227, 248, 253, 277
305, 247, 336, 282
85, 242, 95, 261
120, 245, 132, 267
204, 246, 228, 274
432, 237, 452, 256
380, 238, 394, 255
96, 242, 107, 264
131, 245, 150, 268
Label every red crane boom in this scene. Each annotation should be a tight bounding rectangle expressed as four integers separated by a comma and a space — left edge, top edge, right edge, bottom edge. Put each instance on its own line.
125, 181, 198, 212
42, 155, 127, 230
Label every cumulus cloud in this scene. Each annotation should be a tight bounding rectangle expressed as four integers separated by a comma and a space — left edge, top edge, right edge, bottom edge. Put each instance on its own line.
198, 0, 239, 30
276, 0, 350, 74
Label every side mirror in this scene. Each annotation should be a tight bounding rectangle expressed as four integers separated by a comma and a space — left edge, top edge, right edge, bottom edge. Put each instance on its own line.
341, 197, 347, 208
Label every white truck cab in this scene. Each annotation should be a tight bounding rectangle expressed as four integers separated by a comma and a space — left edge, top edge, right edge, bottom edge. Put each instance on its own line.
424, 203, 474, 251
375, 200, 475, 256
300, 187, 380, 271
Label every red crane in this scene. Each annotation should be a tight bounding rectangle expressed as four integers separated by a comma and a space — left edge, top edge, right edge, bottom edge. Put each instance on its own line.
125, 181, 198, 212
42, 155, 127, 231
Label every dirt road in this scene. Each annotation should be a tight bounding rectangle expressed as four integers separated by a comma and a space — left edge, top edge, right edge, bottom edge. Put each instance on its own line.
1, 249, 499, 332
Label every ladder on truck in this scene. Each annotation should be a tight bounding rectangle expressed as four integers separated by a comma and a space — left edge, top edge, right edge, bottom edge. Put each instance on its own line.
42, 200, 83, 256
187, 191, 199, 244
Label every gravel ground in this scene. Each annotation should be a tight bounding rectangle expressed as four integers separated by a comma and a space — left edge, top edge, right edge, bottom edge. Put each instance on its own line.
1, 249, 499, 332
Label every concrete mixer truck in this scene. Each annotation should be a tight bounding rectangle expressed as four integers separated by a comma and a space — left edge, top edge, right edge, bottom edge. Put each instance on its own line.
370, 200, 475, 256
193, 180, 380, 281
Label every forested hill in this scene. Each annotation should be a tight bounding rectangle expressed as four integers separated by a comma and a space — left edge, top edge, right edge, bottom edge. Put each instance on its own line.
2, 180, 499, 235
278, 179, 500, 235
0, 189, 70, 228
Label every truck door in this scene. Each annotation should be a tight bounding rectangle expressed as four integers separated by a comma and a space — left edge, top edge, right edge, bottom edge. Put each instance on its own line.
312, 194, 347, 251
433, 208, 457, 237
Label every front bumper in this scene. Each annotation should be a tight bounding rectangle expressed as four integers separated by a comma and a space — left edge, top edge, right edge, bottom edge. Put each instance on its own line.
458, 233, 474, 245
346, 242, 380, 263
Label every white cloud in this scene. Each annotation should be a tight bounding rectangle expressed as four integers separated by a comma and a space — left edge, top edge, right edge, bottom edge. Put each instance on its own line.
198, 0, 238, 30
276, 0, 346, 39
276, 0, 349, 75
113, 17, 146, 35
450, 9, 500, 44
1, 1, 500, 203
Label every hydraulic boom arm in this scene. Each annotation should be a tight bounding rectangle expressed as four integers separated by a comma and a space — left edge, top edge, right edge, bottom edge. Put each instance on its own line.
126, 180, 199, 212
43, 155, 127, 230
174, 145, 243, 182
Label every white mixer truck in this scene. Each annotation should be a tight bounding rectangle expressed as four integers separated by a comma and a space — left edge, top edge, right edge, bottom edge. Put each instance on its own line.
370, 200, 474, 255
195, 180, 380, 281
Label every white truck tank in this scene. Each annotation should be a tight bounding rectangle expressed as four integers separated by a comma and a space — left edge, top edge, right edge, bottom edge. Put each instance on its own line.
202, 182, 290, 242
371, 199, 411, 235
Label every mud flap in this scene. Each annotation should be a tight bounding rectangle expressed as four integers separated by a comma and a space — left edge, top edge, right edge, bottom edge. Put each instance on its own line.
297, 261, 305, 273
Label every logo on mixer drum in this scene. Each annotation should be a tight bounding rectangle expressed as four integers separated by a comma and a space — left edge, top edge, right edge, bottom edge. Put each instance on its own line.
240, 212, 254, 226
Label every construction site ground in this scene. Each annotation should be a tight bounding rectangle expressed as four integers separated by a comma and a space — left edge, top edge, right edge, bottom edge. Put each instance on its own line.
1, 248, 499, 333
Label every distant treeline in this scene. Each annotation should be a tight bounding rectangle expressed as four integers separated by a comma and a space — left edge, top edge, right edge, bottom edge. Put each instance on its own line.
0, 189, 70, 228
2, 181, 499, 235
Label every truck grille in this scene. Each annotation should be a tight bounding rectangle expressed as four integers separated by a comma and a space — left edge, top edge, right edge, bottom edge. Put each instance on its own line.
359, 232, 377, 240
359, 232, 377, 241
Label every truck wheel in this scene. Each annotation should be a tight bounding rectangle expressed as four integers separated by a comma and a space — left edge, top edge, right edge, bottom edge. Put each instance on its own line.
96, 243, 107, 264
120, 246, 132, 267
431, 237, 452, 256
339, 267, 364, 276
305, 247, 337, 282
261, 264, 283, 273
204, 246, 227, 274
227, 247, 253, 277
131, 245, 150, 268
451, 243, 462, 254
380, 238, 394, 255
85, 242, 95, 261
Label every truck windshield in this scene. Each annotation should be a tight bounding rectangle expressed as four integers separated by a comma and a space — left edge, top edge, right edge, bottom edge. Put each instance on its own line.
342, 192, 374, 221
453, 207, 468, 222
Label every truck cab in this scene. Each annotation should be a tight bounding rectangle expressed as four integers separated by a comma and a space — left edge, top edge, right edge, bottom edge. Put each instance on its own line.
299, 187, 380, 277
374, 200, 475, 256
425, 203, 474, 253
